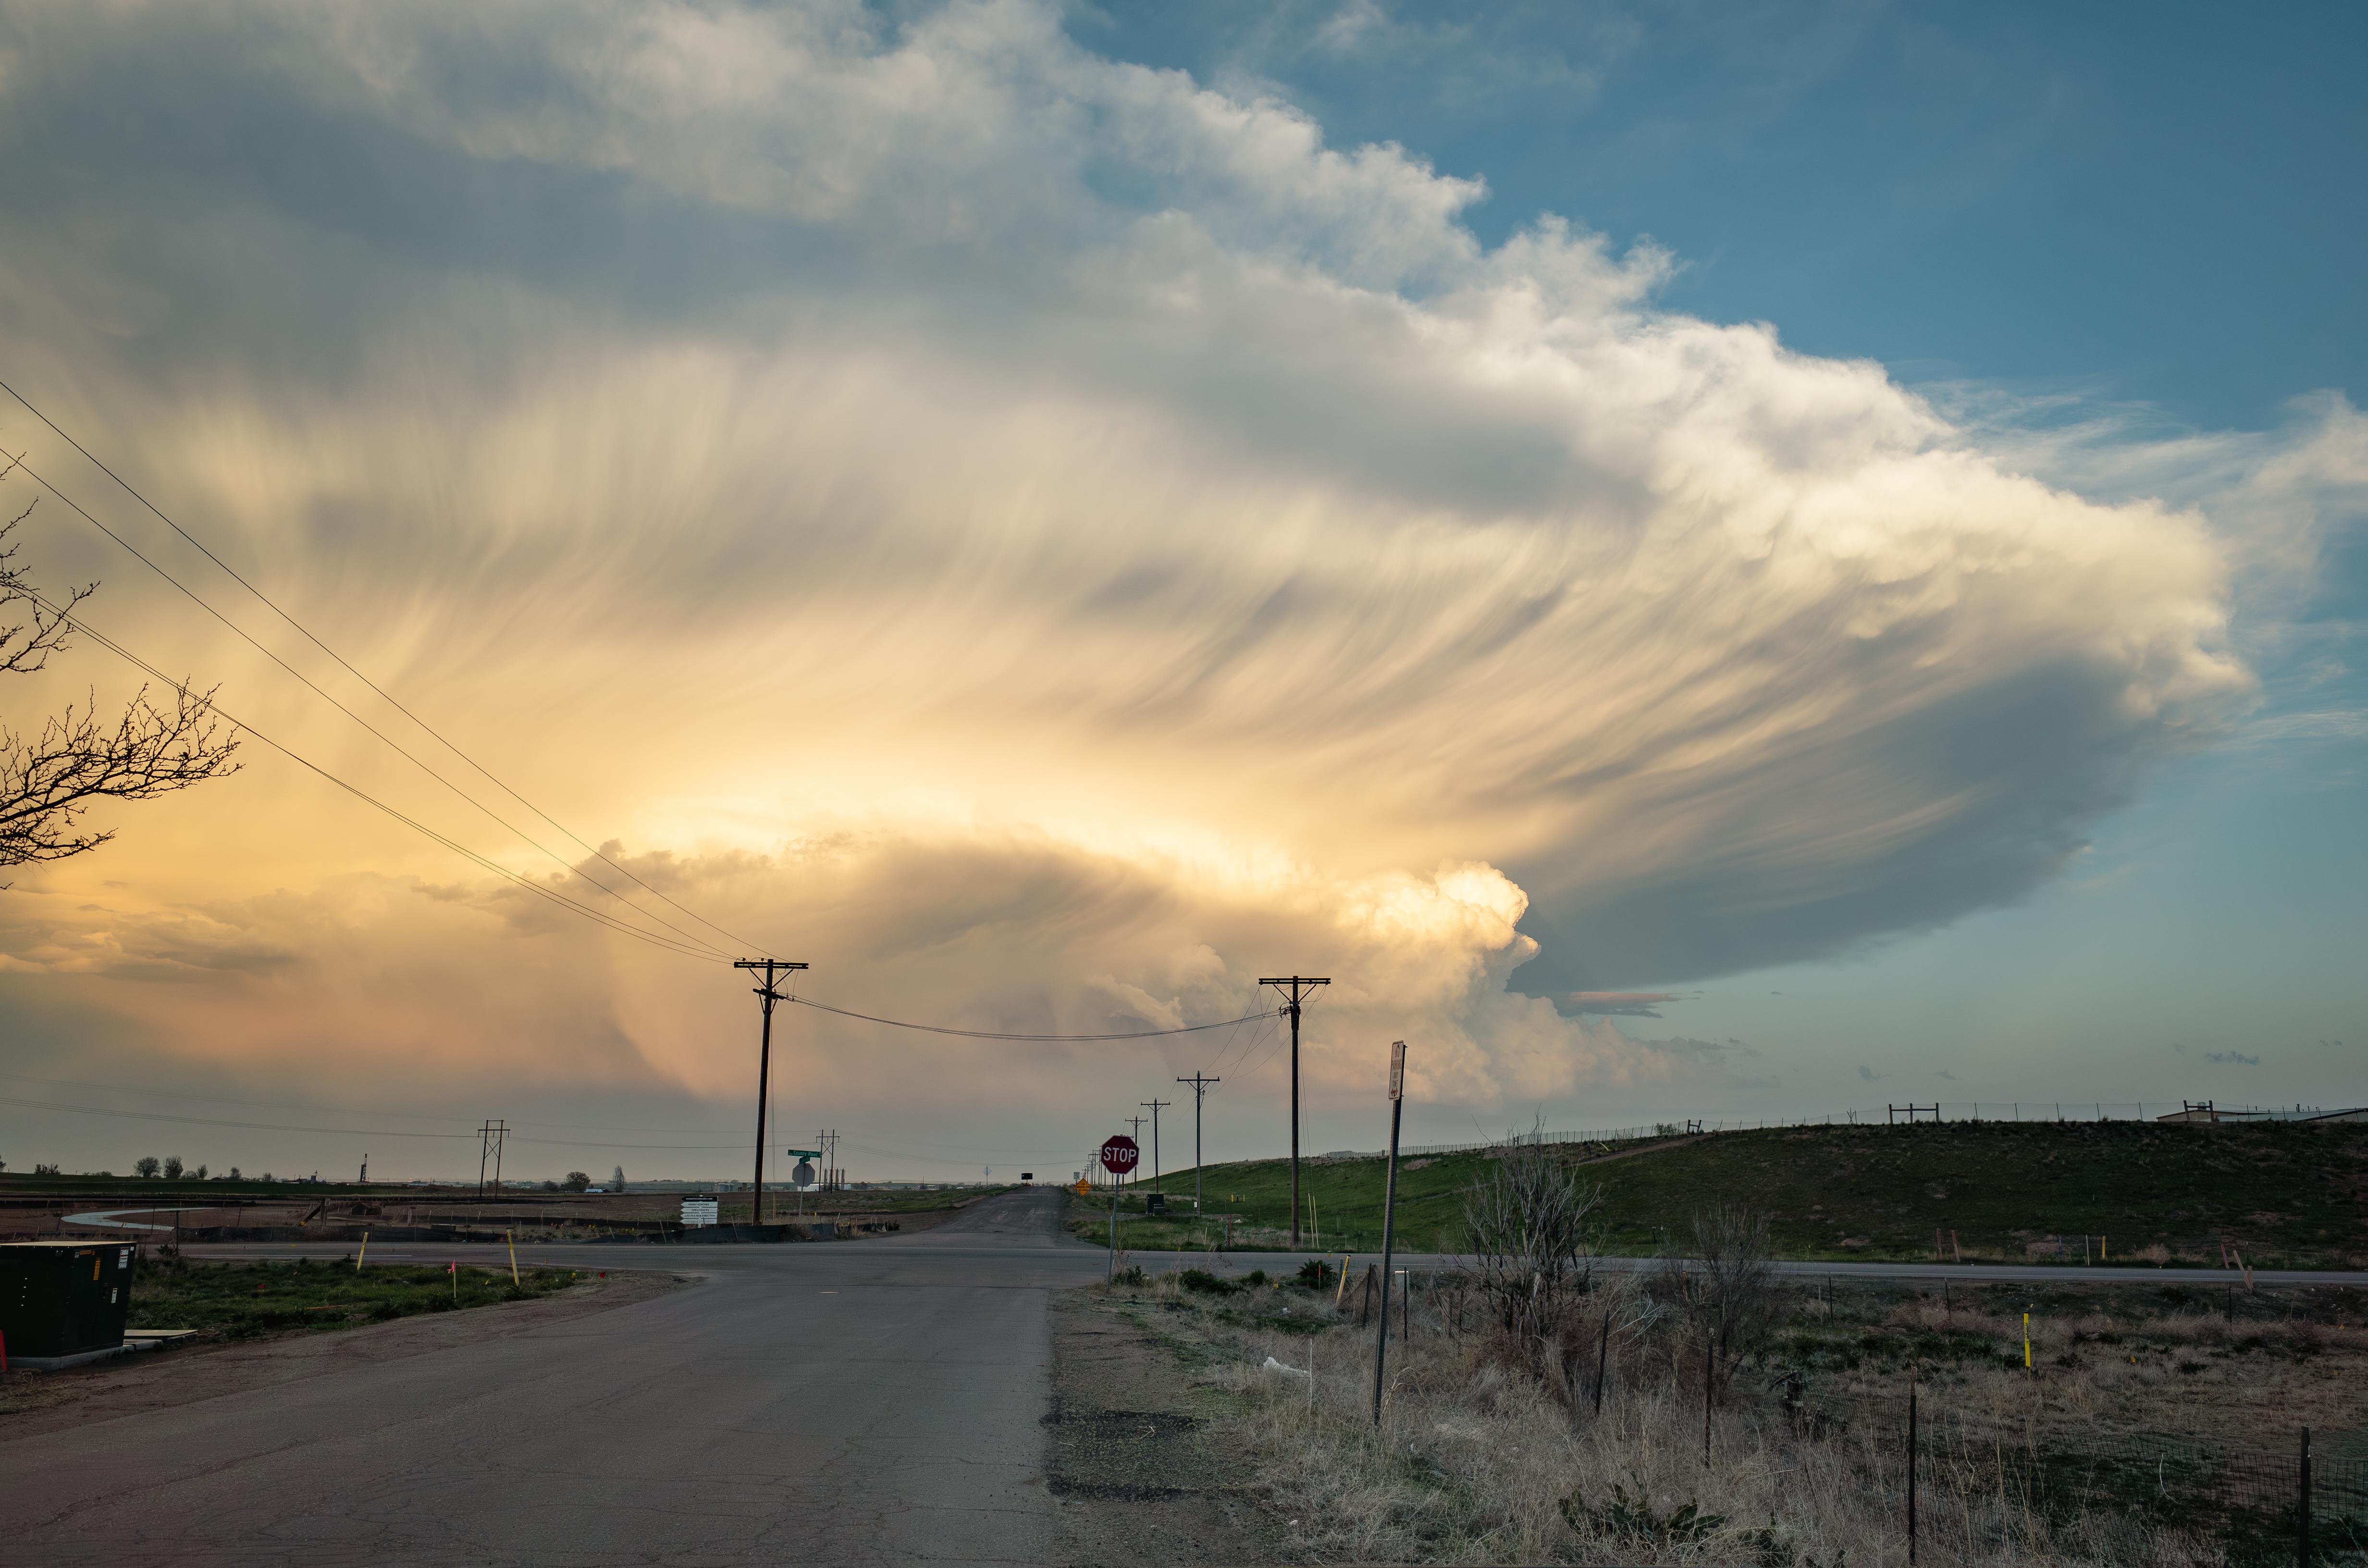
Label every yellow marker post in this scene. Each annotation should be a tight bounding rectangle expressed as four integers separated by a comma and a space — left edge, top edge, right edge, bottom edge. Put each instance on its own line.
356, 1230, 370, 1272
506, 1228, 520, 1286
2023, 1312, 2032, 1370
1334, 1256, 1354, 1306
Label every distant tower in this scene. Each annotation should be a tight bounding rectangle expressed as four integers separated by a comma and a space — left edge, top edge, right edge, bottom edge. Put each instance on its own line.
358, 1153, 369, 1183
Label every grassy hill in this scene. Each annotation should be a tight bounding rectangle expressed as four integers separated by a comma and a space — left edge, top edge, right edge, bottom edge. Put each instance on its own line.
1080, 1119, 2368, 1267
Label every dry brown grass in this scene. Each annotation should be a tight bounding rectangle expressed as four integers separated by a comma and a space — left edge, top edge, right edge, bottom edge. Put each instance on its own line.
1108, 1268, 2366, 1565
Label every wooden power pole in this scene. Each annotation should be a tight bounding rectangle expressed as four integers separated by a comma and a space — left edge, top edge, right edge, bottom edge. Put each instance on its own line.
1175, 1073, 1220, 1216
734, 959, 808, 1225
1139, 1099, 1171, 1195
1259, 976, 1329, 1247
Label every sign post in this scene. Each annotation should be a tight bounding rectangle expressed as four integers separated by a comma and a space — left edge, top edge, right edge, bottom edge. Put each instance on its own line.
1099, 1135, 1140, 1281
1372, 1041, 1407, 1427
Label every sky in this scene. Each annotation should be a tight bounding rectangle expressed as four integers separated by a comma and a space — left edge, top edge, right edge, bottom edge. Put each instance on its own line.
0, 0, 2360, 1183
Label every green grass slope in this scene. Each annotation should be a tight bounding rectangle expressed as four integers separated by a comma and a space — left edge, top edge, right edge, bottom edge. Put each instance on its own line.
1088, 1120, 2368, 1267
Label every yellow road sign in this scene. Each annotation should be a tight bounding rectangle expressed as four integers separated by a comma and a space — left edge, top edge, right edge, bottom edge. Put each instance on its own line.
1073, 1179, 1092, 1196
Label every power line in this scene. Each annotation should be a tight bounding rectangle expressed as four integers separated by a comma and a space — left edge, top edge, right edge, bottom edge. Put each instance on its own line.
1202, 1012, 1278, 1078
0, 1069, 488, 1123
1233, 1014, 1294, 1079
0, 380, 773, 956
0, 412, 757, 959
29, 592, 732, 964
0, 1093, 476, 1139
0, 1070, 778, 1138
785, 995, 1277, 1041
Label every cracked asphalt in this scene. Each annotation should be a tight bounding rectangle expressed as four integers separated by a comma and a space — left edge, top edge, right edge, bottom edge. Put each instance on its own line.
1, 1187, 1110, 1567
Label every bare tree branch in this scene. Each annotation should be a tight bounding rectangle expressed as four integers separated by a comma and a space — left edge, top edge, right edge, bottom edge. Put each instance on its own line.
1, 683, 242, 866
0, 463, 240, 877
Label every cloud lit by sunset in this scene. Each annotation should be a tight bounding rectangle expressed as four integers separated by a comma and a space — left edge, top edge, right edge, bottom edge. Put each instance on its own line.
1, 1, 2359, 1178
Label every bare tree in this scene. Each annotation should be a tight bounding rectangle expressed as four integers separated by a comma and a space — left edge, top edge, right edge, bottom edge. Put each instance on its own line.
1460, 1128, 1603, 1340
1, 463, 237, 878
1654, 1201, 1781, 1399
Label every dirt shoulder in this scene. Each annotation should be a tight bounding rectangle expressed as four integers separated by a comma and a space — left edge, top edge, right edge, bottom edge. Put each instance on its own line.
0, 1266, 685, 1436
1047, 1286, 1288, 1567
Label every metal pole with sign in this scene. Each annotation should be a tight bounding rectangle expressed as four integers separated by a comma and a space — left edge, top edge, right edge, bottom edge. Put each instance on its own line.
1372, 1040, 1406, 1427
1099, 1134, 1140, 1281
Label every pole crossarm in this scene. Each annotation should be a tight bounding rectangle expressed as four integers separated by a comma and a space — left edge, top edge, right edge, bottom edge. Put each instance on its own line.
1259, 976, 1329, 1247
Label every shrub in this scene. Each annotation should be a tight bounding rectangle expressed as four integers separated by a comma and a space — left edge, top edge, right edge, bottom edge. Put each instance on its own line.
1654, 1202, 1781, 1399
1560, 1481, 1725, 1548
1295, 1259, 1334, 1289
1461, 1134, 1602, 1339
1178, 1268, 1239, 1295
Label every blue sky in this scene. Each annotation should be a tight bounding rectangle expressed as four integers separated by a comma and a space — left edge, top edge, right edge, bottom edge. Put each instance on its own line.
1078, 0, 2368, 433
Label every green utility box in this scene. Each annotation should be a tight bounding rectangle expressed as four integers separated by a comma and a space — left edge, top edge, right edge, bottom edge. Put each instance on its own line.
0, 1239, 137, 1361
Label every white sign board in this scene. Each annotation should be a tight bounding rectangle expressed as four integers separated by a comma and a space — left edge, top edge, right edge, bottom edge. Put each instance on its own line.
680, 1196, 720, 1227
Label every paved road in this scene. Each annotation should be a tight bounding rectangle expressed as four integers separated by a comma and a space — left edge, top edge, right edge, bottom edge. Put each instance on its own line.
14, 1193, 2363, 1567
4, 1188, 1110, 1567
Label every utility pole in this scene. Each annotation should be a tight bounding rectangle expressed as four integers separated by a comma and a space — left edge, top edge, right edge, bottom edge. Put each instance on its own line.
1259, 976, 1329, 1247
1175, 1074, 1220, 1214
476, 1121, 508, 1200
1372, 1040, 1406, 1427
1139, 1099, 1171, 1195
1125, 1115, 1148, 1187
734, 958, 809, 1226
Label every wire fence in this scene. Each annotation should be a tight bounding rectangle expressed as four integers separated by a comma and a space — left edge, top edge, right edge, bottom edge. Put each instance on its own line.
1387, 1101, 2363, 1160
1941, 1424, 2368, 1563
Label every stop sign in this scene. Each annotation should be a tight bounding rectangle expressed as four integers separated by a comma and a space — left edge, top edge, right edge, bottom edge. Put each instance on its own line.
1100, 1135, 1140, 1176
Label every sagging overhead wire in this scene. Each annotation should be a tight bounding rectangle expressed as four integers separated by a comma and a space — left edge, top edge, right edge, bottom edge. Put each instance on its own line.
3, 392, 1317, 1041
785, 994, 1280, 1041
30, 591, 733, 965
0, 382, 770, 960
0, 1093, 477, 1140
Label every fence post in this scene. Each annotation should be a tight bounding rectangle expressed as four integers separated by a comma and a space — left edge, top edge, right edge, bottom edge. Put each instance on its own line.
1702, 1332, 1714, 1464
1593, 1312, 1610, 1416
1907, 1380, 1918, 1566
2299, 1426, 2311, 1567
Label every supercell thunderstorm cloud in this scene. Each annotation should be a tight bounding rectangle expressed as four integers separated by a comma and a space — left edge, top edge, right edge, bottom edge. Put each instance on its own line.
0, 0, 2317, 1155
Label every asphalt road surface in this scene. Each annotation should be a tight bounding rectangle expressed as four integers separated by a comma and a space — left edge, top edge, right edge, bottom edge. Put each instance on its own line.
6, 1188, 1108, 1567
9, 1189, 2362, 1567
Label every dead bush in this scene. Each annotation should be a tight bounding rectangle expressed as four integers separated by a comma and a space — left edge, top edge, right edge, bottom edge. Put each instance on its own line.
1653, 1202, 1782, 1400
